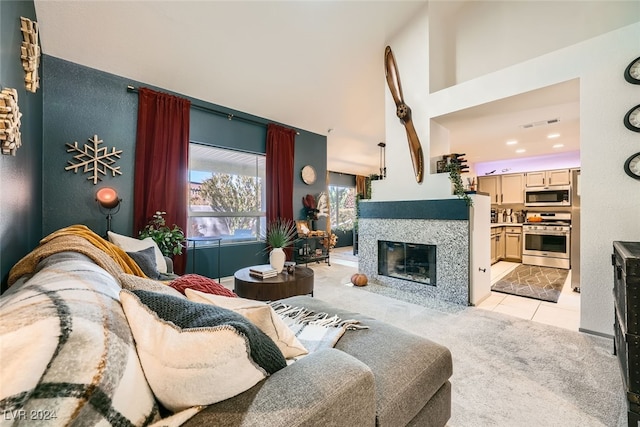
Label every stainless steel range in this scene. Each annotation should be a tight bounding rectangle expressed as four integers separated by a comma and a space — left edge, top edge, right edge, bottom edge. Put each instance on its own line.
522, 212, 571, 269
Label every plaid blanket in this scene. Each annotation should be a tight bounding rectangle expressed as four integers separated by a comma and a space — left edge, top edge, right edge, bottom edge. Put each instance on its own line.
0, 252, 159, 426
269, 302, 368, 354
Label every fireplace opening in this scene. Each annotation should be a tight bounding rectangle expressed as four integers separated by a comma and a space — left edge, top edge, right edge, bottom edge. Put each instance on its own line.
378, 241, 436, 286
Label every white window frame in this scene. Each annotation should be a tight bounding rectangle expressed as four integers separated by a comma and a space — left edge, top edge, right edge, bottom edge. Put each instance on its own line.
188, 143, 266, 245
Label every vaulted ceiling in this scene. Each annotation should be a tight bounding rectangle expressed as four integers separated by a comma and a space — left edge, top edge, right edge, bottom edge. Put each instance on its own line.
34, 1, 618, 176
34, 0, 427, 176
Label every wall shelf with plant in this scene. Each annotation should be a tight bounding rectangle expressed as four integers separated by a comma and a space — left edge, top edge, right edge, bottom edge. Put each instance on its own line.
440, 154, 473, 207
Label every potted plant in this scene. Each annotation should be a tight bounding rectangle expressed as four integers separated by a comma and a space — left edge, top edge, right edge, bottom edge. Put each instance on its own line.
139, 211, 186, 257
264, 218, 298, 273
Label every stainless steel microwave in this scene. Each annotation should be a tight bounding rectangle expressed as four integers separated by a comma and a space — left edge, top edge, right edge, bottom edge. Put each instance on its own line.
524, 186, 571, 207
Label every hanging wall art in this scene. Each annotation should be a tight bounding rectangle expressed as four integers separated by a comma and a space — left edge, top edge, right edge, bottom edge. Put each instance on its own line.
0, 88, 23, 156
20, 16, 40, 93
65, 134, 123, 184
384, 45, 424, 183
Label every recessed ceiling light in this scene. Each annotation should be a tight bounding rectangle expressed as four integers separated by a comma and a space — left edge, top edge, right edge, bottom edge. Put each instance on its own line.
552, 143, 564, 148
547, 133, 561, 139
515, 149, 526, 153
506, 140, 518, 145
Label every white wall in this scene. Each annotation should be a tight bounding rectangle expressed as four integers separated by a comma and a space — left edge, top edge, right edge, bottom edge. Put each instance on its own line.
374, 4, 453, 202
578, 25, 640, 335
378, 0, 640, 335
432, 0, 640, 90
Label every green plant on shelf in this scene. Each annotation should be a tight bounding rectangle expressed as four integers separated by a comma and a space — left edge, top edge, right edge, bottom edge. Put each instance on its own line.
443, 162, 473, 207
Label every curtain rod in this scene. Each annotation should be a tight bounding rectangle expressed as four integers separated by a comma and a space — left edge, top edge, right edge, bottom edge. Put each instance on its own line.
127, 85, 299, 135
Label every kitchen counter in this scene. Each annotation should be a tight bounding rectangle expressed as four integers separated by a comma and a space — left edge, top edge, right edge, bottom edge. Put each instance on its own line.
491, 223, 523, 228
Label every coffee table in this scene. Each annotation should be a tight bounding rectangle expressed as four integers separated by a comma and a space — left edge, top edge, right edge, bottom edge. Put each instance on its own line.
234, 266, 314, 301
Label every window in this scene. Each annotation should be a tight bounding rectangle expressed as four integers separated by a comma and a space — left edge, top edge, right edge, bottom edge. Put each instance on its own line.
328, 185, 356, 231
188, 143, 266, 243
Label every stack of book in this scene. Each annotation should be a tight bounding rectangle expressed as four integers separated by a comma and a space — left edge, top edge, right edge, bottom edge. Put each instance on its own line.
249, 264, 278, 279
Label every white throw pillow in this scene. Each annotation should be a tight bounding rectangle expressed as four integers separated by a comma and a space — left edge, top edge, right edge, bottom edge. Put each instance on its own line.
185, 289, 308, 359
119, 290, 286, 412
108, 231, 167, 274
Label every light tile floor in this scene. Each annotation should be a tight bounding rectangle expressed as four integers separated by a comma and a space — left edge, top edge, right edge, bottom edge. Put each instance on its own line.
476, 261, 581, 331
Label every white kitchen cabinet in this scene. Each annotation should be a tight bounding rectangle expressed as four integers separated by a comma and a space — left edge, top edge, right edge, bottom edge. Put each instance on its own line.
490, 226, 506, 264
525, 169, 571, 187
490, 230, 498, 264
504, 227, 522, 261
500, 173, 524, 204
478, 176, 500, 204
525, 171, 545, 187
497, 228, 506, 261
479, 174, 523, 204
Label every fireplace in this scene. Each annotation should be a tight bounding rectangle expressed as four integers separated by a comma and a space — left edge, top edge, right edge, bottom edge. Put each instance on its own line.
357, 198, 489, 306
378, 241, 436, 286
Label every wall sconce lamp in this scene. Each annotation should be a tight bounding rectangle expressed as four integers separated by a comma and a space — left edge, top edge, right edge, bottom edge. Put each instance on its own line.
378, 142, 386, 179
96, 187, 121, 233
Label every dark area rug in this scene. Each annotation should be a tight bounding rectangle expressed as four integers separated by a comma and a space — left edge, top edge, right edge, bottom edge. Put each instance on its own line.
491, 264, 569, 303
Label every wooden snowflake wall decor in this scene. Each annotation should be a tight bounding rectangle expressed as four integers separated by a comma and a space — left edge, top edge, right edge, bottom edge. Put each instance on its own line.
0, 88, 23, 156
20, 17, 40, 93
65, 135, 123, 184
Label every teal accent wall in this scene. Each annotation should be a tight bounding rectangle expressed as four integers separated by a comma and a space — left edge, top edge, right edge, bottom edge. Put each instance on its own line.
0, 0, 43, 292
42, 55, 138, 237
41, 55, 327, 278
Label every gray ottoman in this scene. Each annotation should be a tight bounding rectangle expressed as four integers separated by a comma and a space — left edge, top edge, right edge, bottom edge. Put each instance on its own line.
282, 296, 453, 427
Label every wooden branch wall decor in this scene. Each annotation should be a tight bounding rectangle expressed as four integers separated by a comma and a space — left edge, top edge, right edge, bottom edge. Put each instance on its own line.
0, 88, 23, 156
20, 16, 41, 93
65, 135, 123, 184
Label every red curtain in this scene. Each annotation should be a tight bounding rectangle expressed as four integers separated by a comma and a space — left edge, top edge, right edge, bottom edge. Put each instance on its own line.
134, 87, 191, 274
266, 123, 296, 224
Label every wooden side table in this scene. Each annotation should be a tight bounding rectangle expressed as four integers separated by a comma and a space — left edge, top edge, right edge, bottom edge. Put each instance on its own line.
234, 266, 314, 301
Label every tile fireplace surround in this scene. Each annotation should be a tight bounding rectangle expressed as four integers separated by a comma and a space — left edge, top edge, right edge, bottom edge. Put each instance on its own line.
358, 199, 470, 305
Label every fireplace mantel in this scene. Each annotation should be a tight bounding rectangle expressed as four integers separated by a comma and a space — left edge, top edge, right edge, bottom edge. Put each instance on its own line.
359, 199, 469, 221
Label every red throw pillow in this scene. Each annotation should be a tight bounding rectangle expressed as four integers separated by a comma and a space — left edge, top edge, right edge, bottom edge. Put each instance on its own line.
169, 274, 237, 298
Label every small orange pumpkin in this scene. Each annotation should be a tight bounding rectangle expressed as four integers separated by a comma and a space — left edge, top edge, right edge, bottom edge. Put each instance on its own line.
351, 273, 368, 287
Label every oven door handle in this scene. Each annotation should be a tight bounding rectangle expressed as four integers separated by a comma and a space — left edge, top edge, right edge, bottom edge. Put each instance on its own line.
524, 230, 570, 236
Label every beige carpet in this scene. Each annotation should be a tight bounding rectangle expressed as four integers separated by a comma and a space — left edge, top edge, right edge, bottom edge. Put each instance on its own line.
302, 259, 626, 427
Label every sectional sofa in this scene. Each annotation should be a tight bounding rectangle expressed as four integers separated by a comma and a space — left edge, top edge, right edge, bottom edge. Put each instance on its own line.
0, 226, 452, 426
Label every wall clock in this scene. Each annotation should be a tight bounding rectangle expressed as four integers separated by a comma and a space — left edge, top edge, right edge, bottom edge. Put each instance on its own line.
624, 56, 640, 85
384, 46, 424, 183
301, 165, 316, 185
624, 152, 640, 180
623, 104, 640, 132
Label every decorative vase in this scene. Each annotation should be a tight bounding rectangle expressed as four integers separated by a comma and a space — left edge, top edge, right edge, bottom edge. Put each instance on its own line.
269, 247, 286, 273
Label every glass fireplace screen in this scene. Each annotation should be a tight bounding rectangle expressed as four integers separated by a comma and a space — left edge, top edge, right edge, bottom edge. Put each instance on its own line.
378, 241, 436, 286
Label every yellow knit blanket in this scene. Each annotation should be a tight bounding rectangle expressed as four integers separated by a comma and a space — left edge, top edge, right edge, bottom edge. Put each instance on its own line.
8, 225, 146, 286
